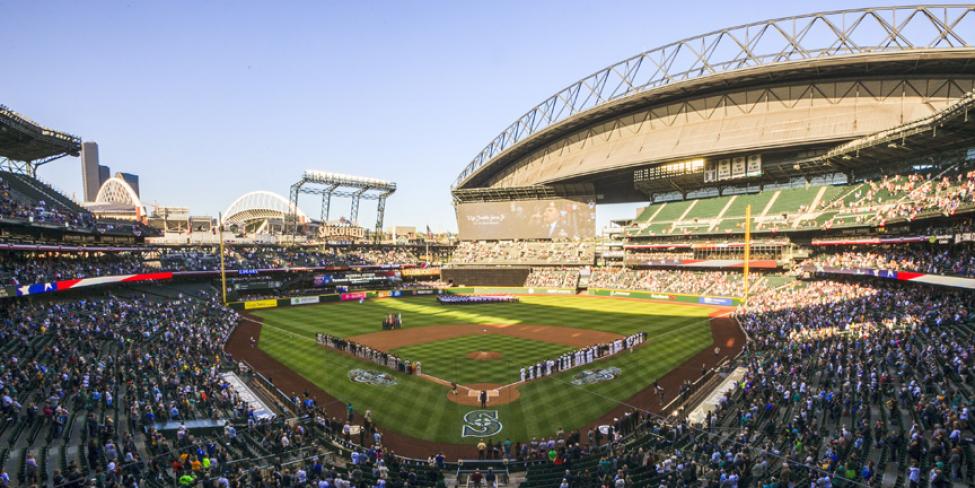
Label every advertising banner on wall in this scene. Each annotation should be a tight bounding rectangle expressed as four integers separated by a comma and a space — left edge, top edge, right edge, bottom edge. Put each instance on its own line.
587, 288, 742, 305
340, 291, 368, 301
290, 296, 320, 305
244, 299, 279, 310
456, 198, 596, 240
314, 271, 400, 288
401, 268, 441, 277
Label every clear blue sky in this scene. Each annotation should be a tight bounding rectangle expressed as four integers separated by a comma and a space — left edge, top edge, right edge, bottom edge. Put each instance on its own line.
0, 1, 908, 232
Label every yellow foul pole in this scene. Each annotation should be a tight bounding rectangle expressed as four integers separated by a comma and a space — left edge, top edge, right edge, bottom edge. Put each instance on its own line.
743, 204, 751, 305
218, 212, 228, 305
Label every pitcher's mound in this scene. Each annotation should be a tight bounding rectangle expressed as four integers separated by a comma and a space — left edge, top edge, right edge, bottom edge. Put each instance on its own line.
467, 351, 502, 361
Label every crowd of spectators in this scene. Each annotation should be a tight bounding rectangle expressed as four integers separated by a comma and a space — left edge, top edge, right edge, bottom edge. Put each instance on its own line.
450, 241, 594, 266
0, 252, 146, 286
0, 289, 239, 485
0, 245, 428, 286
223, 246, 420, 270
525, 268, 580, 288
806, 244, 975, 278
523, 277, 975, 486
821, 167, 975, 229
588, 269, 752, 297
0, 173, 95, 229
0, 287, 449, 486
720, 278, 974, 485
4, 233, 975, 486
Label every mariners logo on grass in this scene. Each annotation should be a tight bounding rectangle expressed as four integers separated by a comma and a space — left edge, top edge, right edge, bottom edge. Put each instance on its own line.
570, 367, 622, 385
461, 410, 502, 437
348, 369, 397, 386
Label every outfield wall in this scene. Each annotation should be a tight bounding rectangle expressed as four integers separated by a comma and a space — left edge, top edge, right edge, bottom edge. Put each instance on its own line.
231, 288, 446, 311
231, 285, 739, 311
444, 286, 575, 296
586, 288, 742, 306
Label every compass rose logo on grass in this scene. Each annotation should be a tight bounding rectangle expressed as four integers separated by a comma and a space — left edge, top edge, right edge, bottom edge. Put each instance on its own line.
348, 369, 398, 386
570, 367, 622, 385
461, 410, 503, 437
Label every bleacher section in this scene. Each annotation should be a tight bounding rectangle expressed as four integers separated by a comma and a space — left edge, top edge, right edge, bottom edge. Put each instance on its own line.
628, 165, 975, 238
450, 240, 595, 267
2, 171, 87, 215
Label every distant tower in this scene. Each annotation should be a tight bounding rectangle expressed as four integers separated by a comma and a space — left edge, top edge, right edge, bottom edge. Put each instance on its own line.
80, 141, 101, 202
116, 172, 140, 197
98, 165, 111, 188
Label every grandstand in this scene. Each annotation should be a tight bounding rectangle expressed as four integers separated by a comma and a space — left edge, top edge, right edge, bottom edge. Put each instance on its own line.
4, 5, 975, 488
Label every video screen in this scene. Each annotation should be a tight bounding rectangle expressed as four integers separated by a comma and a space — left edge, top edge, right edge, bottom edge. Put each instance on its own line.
456, 198, 596, 240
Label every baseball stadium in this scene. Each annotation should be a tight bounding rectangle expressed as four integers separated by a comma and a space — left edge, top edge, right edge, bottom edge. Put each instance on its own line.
3, 4, 975, 488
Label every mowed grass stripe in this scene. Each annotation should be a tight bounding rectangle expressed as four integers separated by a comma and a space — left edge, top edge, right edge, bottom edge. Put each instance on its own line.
257, 296, 714, 444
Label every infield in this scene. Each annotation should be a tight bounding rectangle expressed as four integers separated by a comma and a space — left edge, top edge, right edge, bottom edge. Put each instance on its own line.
251, 295, 723, 445
394, 334, 572, 384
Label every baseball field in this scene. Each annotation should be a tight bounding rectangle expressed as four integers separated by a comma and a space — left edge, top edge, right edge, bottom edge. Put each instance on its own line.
250, 295, 722, 446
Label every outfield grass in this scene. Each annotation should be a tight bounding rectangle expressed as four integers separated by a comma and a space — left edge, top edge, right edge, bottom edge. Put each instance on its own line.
393, 334, 572, 384
255, 295, 714, 444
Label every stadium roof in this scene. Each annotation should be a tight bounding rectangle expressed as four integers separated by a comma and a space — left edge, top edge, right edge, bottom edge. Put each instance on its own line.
454, 4, 975, 189
797, 87, 975, 172
0, 105, 81, 162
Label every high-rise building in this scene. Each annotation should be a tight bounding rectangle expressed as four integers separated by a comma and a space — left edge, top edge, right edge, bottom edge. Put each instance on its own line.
98, 165, 111, 189
116, 172, 140, 197
80, 141, 101, 202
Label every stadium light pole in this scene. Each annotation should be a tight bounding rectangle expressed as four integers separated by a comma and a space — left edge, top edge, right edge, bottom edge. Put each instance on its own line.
218, 212, 228, 305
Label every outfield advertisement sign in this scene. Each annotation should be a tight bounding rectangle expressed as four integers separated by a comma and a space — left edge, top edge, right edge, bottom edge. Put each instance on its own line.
290, 296, 320, 306
401, 267, 441, 277
588, 288, 741, 305
525, 288, 575, 295
699, 296, 735, 306
244, 299, 279, 310
340, 291, 368, 301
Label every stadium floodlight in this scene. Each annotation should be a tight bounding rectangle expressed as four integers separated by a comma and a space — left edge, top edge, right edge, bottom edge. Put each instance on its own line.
288, 169, 397, 241
303, 170, 396, 191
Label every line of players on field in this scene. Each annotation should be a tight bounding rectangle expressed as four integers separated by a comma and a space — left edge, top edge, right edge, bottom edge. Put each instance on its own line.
519, 331, 646, 382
